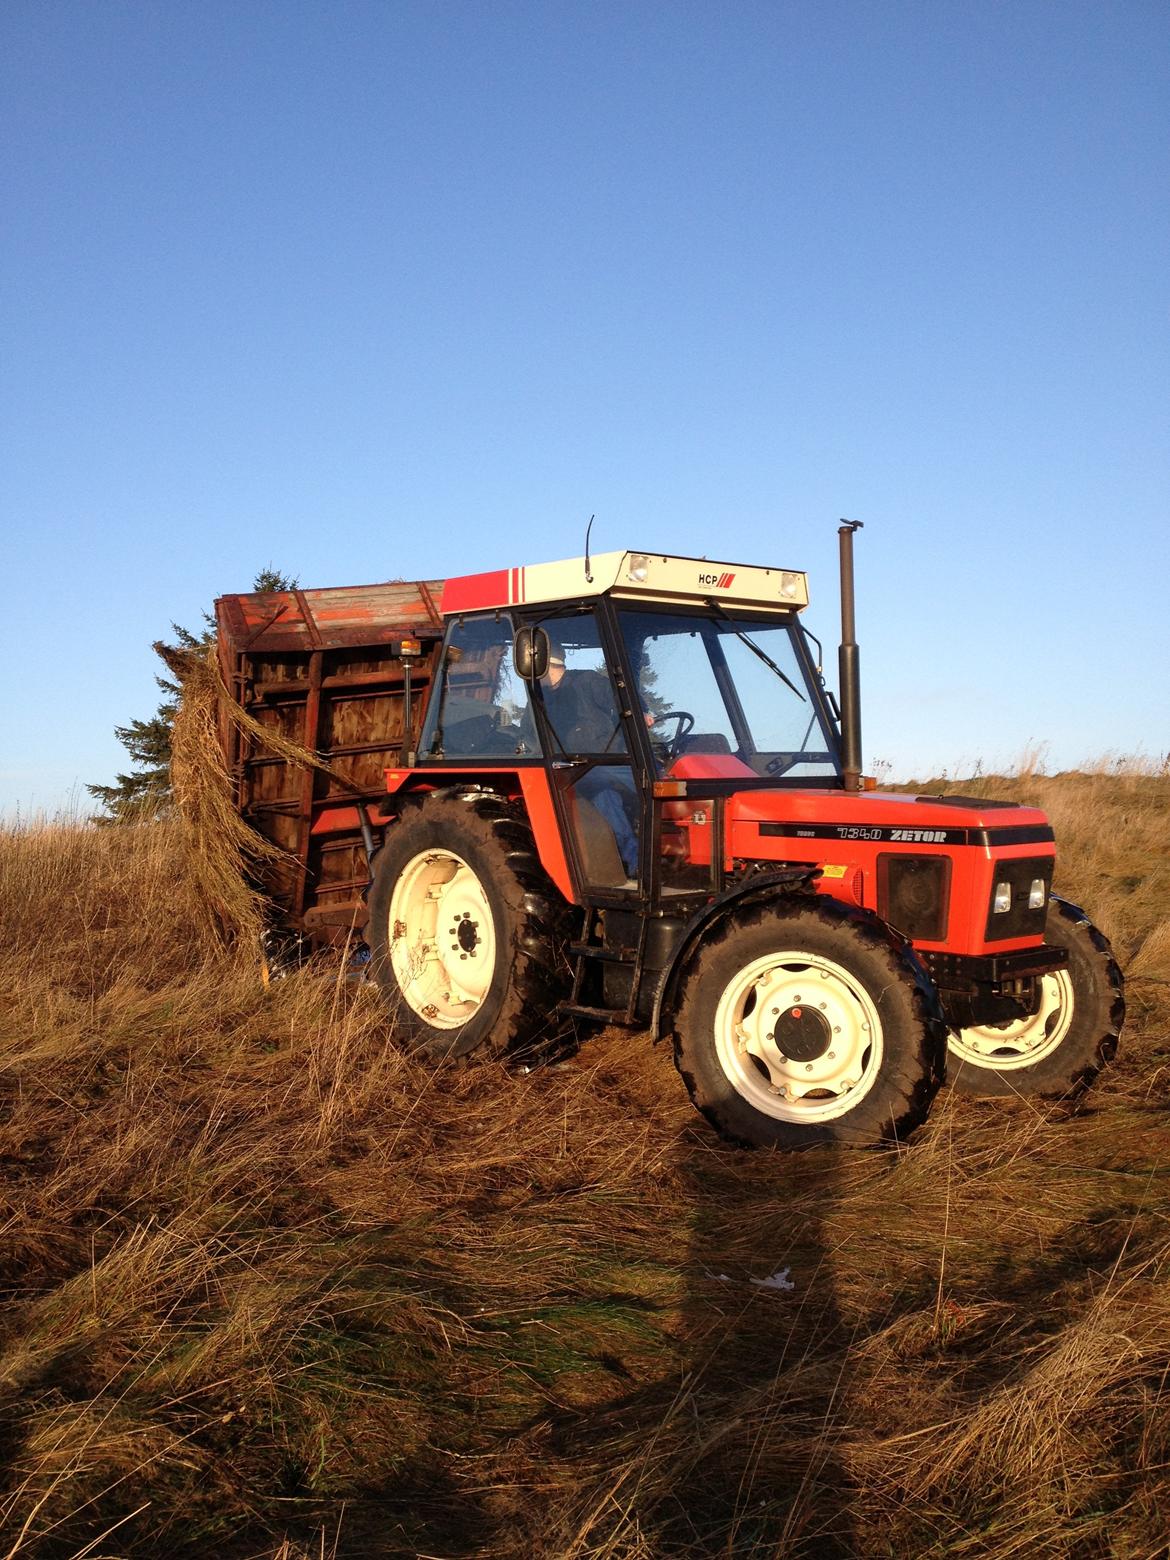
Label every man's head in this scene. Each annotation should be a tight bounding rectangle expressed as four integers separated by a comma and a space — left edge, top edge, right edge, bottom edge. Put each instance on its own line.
544, 639, 566, 688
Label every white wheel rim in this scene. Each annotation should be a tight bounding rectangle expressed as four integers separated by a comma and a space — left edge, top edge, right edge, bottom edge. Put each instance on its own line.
712, 951, 884, 1123
948, 970, 1074, 1071
387, 849, 496, 1029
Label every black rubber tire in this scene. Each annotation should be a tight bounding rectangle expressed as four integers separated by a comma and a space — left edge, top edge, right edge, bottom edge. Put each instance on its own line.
946, 896, 1124, 1098
366, 787, 573, 1061
671, 898, 945, 1150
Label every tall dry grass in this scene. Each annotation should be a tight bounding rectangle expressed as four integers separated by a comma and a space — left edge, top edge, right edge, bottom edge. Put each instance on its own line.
1, 763, 1167, 1558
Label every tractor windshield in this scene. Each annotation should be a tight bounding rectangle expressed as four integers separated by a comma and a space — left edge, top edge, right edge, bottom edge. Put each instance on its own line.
617, 607, 840, 780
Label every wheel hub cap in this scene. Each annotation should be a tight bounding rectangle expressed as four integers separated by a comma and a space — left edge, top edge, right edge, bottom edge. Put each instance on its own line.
772, 1004, 832, 1063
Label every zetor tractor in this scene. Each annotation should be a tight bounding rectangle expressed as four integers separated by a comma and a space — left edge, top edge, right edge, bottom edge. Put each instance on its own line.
365, 528, 1124, 1149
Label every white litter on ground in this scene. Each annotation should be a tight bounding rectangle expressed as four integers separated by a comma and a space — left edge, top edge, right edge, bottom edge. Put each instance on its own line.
706, 1267, 796, 1291
748, 1268, 796, 1291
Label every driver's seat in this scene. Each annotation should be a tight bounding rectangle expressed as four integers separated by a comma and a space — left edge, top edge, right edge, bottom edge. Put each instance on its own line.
677, 733, 732, 755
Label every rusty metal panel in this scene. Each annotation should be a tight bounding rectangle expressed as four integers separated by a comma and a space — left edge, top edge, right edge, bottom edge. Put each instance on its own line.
214, 579, 446, 945
216, 579, 445, 656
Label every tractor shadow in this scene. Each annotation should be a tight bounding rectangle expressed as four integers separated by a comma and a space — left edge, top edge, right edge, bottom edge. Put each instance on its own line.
543, 1103, 860, 1558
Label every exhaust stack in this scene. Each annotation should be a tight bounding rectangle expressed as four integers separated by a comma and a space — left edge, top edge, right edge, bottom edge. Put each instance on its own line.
838, 519, 863, 792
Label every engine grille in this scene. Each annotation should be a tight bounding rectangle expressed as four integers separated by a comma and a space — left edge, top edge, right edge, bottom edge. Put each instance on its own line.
877, 853, 951, 942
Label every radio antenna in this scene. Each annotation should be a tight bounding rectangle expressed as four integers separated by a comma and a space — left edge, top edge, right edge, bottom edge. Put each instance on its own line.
584, 514, 595, 582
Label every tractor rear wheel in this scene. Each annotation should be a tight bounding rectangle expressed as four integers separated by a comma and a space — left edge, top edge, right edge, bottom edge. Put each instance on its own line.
367, 788, 571, 1061
946, 896, 1124, 1097
671, 899, 945, 1149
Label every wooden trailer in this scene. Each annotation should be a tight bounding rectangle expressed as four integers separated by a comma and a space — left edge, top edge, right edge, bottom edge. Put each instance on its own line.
215, 579, 445, 947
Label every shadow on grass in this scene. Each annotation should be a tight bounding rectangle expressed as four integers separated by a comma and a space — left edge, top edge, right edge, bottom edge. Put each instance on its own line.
531, 1127, 860, 1559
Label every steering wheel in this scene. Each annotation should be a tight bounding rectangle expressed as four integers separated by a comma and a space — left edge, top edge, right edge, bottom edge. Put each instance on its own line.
648, 709, 696, 763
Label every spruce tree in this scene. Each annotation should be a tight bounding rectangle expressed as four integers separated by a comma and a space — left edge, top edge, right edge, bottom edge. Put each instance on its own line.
88, 568, 297, 822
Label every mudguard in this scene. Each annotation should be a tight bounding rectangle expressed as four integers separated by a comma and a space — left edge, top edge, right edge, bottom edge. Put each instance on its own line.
650, 867, 820, 1041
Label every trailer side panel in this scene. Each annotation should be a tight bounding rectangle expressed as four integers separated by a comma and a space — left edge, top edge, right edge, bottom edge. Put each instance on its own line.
215, 580, 445, 944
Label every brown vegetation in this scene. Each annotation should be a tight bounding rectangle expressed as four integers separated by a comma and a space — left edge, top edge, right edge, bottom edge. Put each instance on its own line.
1, 765, 1167, 1558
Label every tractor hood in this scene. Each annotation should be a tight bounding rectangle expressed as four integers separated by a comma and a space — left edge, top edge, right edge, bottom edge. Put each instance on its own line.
716, 787, 1055, 956
726, 789, 1053, 851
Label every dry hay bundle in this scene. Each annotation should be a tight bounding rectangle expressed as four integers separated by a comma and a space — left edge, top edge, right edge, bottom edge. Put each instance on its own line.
161, 640, 336, 952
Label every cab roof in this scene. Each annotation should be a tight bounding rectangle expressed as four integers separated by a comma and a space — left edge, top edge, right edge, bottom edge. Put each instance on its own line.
440, 549, 809, 617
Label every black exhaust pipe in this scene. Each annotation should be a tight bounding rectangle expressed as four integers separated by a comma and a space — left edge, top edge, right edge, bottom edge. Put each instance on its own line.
838, 519, 863, 792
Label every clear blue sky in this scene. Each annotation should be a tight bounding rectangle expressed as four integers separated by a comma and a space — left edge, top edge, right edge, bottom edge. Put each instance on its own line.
2, 0, 1167, 813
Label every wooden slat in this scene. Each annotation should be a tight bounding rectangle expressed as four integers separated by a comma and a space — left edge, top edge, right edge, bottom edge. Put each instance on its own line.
215, 580, 446, 655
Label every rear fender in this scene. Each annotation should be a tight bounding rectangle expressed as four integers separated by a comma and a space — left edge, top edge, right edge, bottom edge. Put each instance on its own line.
372, 767, 574, 902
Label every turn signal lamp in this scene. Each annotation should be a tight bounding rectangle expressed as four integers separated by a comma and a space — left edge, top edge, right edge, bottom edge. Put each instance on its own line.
652, 779, 687, 798
398, 637, 422, 658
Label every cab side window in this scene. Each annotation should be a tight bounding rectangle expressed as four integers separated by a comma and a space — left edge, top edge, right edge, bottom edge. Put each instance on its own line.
420, 617, 533, 758
534, 613, 627, 757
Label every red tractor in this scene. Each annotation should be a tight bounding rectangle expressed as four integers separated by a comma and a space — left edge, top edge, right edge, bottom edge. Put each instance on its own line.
219, 530, 1129, 1154
332, 531, 1123, 1148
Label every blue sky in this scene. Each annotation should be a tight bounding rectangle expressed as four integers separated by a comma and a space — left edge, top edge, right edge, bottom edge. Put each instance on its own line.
2, 0, 1167, 812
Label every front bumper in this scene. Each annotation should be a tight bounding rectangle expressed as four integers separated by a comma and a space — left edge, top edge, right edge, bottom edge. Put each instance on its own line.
921, 944, 1069, 993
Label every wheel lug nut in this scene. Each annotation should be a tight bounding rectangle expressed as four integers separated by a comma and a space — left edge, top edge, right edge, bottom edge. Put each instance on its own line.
805, 1063, 813, 1072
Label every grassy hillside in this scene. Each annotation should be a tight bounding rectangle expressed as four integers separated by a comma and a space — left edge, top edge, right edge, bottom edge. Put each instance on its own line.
1, 767, 1167, 1558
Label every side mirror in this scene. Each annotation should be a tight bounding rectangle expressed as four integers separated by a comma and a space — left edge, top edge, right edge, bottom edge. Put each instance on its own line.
513, 625, 550, 681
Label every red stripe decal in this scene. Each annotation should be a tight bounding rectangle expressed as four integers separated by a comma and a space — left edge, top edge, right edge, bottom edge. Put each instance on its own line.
440, 569, 511, 614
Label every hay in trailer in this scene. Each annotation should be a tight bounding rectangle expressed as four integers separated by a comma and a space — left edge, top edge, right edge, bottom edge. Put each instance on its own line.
161, 640, 337, 951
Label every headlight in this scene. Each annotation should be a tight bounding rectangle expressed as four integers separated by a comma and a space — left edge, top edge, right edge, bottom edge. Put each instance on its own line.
986, 856, 1053, 940
779, 571, 802, 600
627, 553, 650, 583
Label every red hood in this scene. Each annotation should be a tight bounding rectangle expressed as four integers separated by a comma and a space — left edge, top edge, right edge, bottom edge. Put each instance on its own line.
728, 788, 1050, 833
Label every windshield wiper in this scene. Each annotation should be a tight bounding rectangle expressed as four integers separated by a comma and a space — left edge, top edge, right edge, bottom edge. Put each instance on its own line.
707, 601, 806, 703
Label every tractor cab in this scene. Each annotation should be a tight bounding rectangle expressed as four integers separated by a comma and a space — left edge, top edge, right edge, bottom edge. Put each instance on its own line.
409, 550, 837, 911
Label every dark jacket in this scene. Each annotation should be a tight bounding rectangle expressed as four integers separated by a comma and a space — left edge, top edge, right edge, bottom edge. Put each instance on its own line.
541, 670, 627, 755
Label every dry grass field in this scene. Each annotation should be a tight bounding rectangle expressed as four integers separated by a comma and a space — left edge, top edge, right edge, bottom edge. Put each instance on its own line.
1, 763, 1167, 1558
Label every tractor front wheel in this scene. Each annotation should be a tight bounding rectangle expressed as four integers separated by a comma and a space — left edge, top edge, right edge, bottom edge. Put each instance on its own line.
946, 896, 1124, 1097
671, 899, 944, 1149
367, 788, 571, 1061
